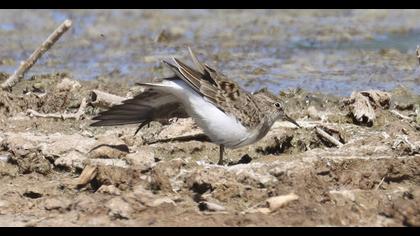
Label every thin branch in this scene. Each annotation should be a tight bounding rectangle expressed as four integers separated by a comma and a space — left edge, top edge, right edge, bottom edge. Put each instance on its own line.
375, 176, 385, 190
76, 165, 98, 188
90, 90, 125, 108
390, 110, 413, 121
27, 97, 87, 120
315, 127, 344, 147
1, 19, 72, 91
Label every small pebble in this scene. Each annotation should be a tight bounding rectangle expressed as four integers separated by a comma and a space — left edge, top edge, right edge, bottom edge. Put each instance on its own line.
198, 201, 226, 212
266, 193, 299, 211
97, 185, 121, 196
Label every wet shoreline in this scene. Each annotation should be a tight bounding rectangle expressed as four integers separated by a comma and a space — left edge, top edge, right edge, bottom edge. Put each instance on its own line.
1, 10, 419, 96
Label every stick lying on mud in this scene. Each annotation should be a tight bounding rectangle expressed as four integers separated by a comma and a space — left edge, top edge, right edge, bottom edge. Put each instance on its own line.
375, 177, 386, 190
390, 110, 413, 121
90, 90, 125, 108
315, 127, 344, 147
1, 20, 72, 91
27, 97, 87, 120
76, 165, 98, 188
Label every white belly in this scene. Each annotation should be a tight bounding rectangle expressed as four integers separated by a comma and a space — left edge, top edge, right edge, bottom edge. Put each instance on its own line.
161, 80, 258, 148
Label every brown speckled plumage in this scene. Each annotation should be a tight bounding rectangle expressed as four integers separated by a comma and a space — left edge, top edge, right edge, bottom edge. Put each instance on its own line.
91, 47, 300, 165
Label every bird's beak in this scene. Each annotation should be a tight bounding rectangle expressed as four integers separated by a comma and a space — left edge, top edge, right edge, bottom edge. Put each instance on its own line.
284, 114, 301, 128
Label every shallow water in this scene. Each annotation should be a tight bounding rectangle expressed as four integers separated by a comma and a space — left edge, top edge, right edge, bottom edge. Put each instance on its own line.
293, 31, 420, 52
0, 9, 419, 96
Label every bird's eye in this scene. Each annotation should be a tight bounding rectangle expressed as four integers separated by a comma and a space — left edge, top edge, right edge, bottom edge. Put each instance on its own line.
274, 102, 281, 108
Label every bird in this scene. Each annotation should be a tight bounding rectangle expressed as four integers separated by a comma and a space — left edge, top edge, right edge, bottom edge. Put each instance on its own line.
91, 47, 300, 165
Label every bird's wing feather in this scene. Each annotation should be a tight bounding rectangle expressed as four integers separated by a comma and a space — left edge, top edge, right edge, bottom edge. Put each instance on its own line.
162, 48, 264, 128
91, 83, 188, 127
91, 48, 264, 129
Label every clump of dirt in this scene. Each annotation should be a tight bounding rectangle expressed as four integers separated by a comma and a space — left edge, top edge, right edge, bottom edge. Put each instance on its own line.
256, 133, 294, 155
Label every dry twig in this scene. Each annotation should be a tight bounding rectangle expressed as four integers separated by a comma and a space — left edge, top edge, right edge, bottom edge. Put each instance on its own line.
27, 97, 87, 120
315, 127, 344, 147
390, 110, 413, 121
1, 20, 72, 91
90, 90, 125, 108
76, 165, 98, 188
375, 176, 386, 190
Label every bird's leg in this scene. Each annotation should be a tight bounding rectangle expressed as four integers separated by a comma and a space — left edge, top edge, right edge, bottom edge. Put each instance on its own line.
218, 144, 225, 165
134, 119, 152, 136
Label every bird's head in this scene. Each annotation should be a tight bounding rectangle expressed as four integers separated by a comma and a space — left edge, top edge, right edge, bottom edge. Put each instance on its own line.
253, 88, 300, 128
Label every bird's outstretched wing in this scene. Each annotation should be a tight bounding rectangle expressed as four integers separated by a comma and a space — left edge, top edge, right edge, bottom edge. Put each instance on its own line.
90, 80, 188, 130
91, 47, 264, 130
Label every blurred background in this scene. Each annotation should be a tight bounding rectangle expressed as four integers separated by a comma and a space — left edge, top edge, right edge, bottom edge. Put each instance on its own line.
0, 9, 419, 96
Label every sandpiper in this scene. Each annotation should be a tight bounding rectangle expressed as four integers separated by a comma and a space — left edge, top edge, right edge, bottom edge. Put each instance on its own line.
91, 47, 300, 165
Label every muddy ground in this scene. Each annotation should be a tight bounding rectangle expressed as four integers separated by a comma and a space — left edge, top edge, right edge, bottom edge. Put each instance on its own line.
0, 10, 420, 226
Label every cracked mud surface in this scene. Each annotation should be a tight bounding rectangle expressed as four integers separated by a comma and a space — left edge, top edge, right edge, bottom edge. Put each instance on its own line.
0, 10, 420, 226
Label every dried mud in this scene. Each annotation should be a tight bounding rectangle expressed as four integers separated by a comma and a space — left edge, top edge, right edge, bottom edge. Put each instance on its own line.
0, 74, 418, 227
0, 10, 420, 226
